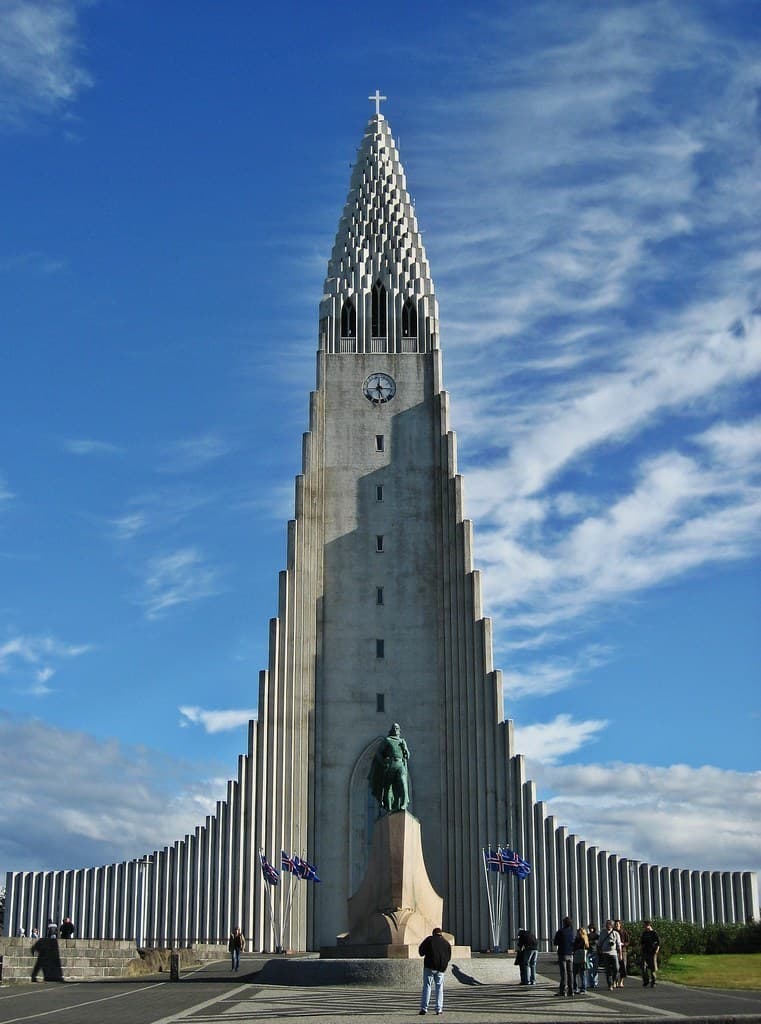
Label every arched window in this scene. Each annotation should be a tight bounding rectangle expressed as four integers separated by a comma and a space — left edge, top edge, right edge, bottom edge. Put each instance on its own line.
340, 298, 356, 338
402, 297, 417, 338
371, 280, 387, 338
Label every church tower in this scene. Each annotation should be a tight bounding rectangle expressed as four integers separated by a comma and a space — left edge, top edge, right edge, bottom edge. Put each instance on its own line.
5, 99, 756, 955
252, 96, 512, 950
308, 99, 510, 947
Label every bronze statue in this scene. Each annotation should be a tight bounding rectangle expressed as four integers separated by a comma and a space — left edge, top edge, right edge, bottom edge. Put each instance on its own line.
369, 722, 411, 812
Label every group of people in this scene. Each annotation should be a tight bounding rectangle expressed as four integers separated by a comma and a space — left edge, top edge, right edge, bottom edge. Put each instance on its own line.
17, 918, 76, 940
551, 916, 660, 995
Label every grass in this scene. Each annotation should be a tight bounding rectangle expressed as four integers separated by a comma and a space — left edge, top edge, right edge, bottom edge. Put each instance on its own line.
658, 953, 761, 990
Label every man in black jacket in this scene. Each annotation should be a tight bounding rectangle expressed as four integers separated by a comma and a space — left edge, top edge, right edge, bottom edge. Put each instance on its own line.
553, 916, 575, 996
418, 927, 452, 1015
640, 921, 661, 987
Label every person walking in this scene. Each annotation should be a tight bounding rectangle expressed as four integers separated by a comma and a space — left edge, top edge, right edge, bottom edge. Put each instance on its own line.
572, 926, 589, 993
599, 920, 622, 989
516, 928, 538, 985
587, 924, 600, 989
552, 916, 575, 997
228, 926, 244, 971
613, 919, 630, 987
640, 921, 661, 988
418, 927, 452, 1015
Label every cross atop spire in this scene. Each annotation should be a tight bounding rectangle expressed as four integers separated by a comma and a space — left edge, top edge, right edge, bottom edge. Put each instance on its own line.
368, 89, 387, 117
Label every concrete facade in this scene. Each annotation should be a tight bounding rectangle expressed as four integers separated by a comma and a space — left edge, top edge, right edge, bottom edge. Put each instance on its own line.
4, 109, 758, 953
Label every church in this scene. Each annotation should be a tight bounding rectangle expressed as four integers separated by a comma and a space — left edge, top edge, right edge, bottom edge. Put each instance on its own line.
5, 98, 757, 951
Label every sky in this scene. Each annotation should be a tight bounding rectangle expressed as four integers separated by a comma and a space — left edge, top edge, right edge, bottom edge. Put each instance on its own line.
1, 0, 759, 900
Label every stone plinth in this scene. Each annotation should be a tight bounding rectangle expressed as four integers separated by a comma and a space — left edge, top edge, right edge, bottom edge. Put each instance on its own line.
325, 809, 462, 958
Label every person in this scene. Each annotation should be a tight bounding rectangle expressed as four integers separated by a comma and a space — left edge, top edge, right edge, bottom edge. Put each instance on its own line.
31, 926, 40, 939
572, 926, 589, 994
586, 924, 600, 989
598, 919, 622, 989
613, 919, 630, 987
59, 918, 75, 939
516, 928, 538, 985
418, 926, 452, 1015
369, 722, 411, 812
45, 918, 58, 940
640, 920, 660, 988
17, 926, 26, 937
552, 916, 575, 997
228, 926, 244, 971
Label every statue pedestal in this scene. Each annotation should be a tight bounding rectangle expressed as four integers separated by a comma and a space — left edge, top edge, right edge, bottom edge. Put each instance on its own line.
322, 810, 468, 959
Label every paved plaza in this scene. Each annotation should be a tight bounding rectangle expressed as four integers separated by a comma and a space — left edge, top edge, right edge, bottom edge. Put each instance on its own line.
2, 958, 760, 1024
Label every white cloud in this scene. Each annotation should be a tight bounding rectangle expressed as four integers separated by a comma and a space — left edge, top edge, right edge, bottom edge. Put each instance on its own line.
179, 706, 256, 734
109, 511, 147, 541
0, 0, 93, 128
0, 713, 222, 876
139, 547, 221, 619
0, 632, 91, 692
501, 645, 613, 699
477, 418, 761, 635
0, 472, 14, 504
527, 758, 761, 878
158, 432, 232, 474
108, 488, 216, 543
513, 714, 608, 763
62, 438, 123, 456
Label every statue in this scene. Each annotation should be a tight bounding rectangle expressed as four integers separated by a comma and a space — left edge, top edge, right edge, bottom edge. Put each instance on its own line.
369, 722, 411, 812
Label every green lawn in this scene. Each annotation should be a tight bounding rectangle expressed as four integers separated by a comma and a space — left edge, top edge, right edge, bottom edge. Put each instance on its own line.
659, 953, 761, 990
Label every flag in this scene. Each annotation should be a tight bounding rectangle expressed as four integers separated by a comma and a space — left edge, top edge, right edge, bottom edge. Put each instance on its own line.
499, 847, 532, 879
281, 849, 297, 874
259, 852, 280, 886
484, 847, 504, 873
301, 859, 321, 883
293, 855, 321, 882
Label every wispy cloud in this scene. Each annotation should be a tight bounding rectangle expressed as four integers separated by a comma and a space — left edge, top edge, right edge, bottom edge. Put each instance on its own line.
62, 438, 123, 456
179, 706, 256, 734
0, 473, 14, 505
108, 488, 215, 543
398, 5, 761, 651
158, 432, 232, 474
0, 0, 93, 129
0, 632, 92, 692
0, 250, 66, 274
478, 417, 761, 636
513, 714, 608, 764
501, 644, 613, 699
139, 547, 221, 619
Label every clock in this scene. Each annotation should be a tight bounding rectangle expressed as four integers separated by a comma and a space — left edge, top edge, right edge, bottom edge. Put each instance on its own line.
363, 372, 396, 405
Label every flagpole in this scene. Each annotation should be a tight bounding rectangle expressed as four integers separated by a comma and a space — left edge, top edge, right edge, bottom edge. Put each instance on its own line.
482, 847, 498, 951
259, 851, 282, 953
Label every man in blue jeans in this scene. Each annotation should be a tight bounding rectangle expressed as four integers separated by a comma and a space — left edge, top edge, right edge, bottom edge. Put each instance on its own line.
418, 927, 452, 1015
552, 916, 575, 996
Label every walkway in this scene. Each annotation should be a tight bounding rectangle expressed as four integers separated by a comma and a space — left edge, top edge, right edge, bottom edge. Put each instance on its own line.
1, 959, 759, 1024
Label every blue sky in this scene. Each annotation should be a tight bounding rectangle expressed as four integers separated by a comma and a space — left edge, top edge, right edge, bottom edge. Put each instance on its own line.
1, 0, 759, 895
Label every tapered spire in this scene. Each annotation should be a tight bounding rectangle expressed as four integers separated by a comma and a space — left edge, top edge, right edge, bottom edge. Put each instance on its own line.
319, 109, 438, 354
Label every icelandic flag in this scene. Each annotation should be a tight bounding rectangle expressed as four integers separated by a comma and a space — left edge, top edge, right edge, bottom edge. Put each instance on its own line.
293, 855, 321, 882
302, 859, 321, 883
259, 852, 280, 886
499, 847, 532, 879
484, 847, 504, 873
281, 849, 297, 875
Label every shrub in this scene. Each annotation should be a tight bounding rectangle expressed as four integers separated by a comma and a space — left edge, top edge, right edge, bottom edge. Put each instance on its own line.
626, 919, 761, 969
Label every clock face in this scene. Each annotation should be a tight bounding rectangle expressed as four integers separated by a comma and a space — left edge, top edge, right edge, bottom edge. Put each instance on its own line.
363, 372, 396, 405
